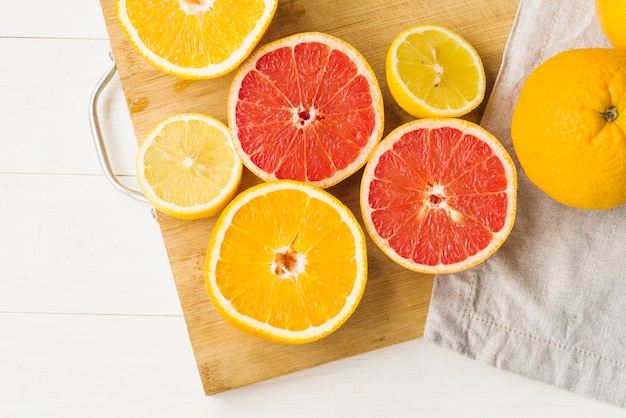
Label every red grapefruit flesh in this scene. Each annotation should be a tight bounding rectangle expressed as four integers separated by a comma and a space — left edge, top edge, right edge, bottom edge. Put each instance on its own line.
360, 118, 517, 274
228, 32, 384, 188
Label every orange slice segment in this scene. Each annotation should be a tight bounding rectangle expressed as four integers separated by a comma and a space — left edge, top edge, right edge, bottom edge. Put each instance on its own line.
205, 180, 368, 344
228, 32, 384, 188
116, 0, 278, 79
360, 118, 517, 274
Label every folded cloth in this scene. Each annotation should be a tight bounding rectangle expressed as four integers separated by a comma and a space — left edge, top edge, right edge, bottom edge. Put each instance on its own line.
423, 0, 626, 408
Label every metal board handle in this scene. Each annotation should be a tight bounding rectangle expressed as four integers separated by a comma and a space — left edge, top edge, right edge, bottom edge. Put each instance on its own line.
88, 52, 149, 203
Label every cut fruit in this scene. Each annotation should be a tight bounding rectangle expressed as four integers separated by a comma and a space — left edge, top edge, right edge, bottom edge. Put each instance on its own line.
205, 180, 368, 344
116, 0, 278, 79
386, 24, 486, 118
360, 118, 517, 274
136, 113, 242, 220
228, 32, 384, 189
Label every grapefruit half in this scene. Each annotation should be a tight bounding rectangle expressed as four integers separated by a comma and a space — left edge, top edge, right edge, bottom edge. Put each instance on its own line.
228, 32, 384, 188
360, 118, 517, 274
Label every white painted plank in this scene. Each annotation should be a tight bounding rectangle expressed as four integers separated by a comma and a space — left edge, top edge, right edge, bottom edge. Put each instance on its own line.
1, 313, 623, 418
0, 313, 204, 417
0, 173, 181, 316
245, 340, 626, 418
0, 1, 108, 39
0, 38, 138, 176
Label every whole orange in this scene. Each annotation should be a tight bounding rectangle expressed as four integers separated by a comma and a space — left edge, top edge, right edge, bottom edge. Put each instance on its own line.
511, 48, 626, 210
595, 0, 626, 49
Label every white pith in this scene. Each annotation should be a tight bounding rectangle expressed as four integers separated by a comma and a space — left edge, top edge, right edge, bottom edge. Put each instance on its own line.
270, 246, 307, 280
178, 0, 216, 17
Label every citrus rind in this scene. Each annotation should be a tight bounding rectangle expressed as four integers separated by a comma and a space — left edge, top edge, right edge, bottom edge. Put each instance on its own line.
595, 0, 626, 50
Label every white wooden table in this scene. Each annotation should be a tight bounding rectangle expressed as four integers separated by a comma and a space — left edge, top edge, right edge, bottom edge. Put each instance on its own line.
2, 2, 625, 416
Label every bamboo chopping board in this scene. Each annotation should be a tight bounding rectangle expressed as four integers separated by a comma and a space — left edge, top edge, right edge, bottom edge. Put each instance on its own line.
99, 0, 520, 395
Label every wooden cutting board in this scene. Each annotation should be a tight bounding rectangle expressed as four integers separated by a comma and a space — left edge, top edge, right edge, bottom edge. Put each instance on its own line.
99, 0, 520, 395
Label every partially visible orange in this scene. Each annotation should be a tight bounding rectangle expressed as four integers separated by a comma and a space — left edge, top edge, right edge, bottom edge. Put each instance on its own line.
116, 0, 278, 79
228, 32, 384, 189
360, 118, 517, 274
595, 0, 626, 49
205, 180, 368, 344
511, 48, 626, 210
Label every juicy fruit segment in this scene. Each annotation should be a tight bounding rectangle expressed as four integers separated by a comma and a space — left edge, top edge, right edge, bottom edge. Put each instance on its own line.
228, 32, 384, 188
594, 0, 626, 49
116, 0, 278, 79
360, 118, 517, 274
386, 24, 486, 118
511, 48, 626, 210
136, 113, 242, 220
205, 180, 368, 344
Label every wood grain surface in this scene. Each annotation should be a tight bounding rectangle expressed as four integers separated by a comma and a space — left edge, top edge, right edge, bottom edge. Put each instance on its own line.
99, 0, 519, 394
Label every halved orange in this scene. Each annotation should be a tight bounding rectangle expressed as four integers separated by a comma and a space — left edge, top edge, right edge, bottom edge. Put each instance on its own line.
205, 180, 368, 344
360, 118, 517, 274
116, 0, 278, 79
228, 32, 385, 188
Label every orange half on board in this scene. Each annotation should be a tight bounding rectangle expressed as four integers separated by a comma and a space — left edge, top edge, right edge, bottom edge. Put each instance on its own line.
205, 180, 368, 344
116, 0, 278, 79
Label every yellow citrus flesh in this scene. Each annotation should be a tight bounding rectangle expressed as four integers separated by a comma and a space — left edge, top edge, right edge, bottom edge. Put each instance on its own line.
116, 0, 278, 79
136, 113, 242, 220
595, 0, 626, 49
386, 24, 486, 118
205, 180, 367, 344
511, 48, 626, 210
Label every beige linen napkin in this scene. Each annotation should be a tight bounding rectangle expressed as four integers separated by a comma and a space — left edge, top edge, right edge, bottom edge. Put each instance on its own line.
423, 0, 626, 407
